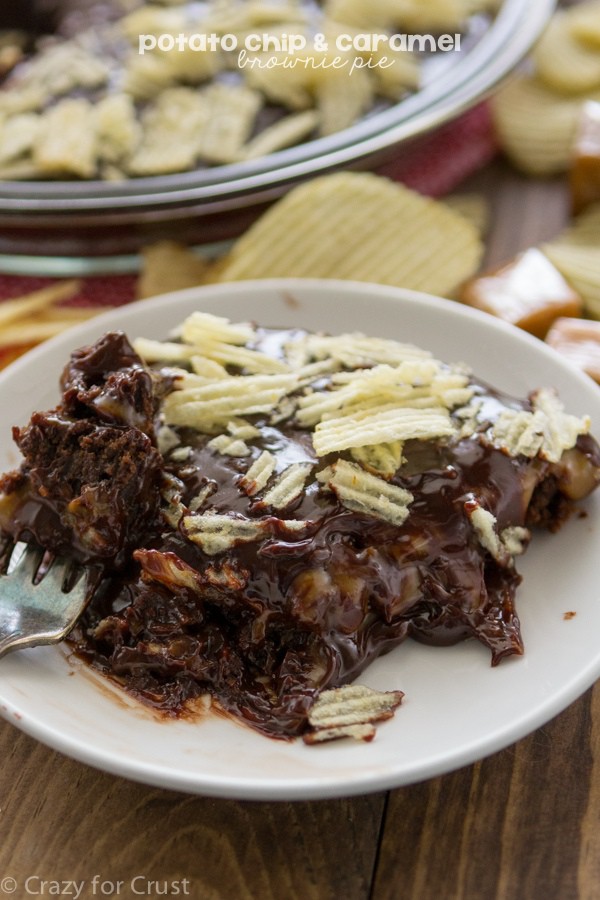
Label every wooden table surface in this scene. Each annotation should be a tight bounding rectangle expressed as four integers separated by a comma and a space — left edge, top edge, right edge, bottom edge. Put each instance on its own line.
1, 161, 599, 900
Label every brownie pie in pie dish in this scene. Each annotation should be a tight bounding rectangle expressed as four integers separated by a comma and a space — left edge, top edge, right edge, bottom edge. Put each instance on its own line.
1, 310, 599, 743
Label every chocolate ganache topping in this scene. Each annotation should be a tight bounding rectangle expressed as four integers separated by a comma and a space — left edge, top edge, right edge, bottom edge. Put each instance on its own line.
1, 320, 598, 740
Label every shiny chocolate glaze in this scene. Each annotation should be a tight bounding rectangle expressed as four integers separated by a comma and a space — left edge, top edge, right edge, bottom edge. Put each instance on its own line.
1, 330, 599, 739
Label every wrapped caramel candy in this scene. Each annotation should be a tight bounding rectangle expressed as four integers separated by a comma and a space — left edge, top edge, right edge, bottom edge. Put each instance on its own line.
570, 101, 600, 214
460, 248, 583, 338
546, 316, 600, 384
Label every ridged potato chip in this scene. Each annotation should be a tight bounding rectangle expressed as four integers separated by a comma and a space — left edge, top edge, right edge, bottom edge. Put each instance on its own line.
240, 450, 276, 496
197, 84, 262, 164
326, 0, 465, 31
127, 88, 211, 175
491, 75, 600, 176
317, 459, 414, 526
542, 204, 600, 317
569, 1, 600, 50
542, 244, 600, 318
315, 64, 374, 137
207, 434, 251, 457
547, 202, 600, 246
486, 388, 590, 463
163, 373, 298, 429
534, 13, 600, 96
262, 462, 314, 508
34, 98, 97, 178
0, 113, 40, 166
238, 111, 319, 160
350, 442, 404, 479
137, 241, 213, 299
304, 684, 404, 743
444, 193, 490, 236
218, 173, 483, 296
313, 406, 455, 456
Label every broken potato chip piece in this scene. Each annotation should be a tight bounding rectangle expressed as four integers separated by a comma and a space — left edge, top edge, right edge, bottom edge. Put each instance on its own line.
304, 684, 404, 744
137, 241, 214, 300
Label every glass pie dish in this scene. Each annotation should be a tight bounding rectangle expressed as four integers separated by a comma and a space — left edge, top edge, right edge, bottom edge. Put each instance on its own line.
0, 0, 555, 268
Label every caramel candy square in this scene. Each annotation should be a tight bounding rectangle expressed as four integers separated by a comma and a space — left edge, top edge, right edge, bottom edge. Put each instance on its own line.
460, 248, 583, 338
546, 316, 600, 384
570, 101, 600, 215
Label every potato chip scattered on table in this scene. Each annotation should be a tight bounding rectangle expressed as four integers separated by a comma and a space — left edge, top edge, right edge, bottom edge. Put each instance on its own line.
491, 74, 600, 177
534, 11, 600, 96
137, 241, 216, 299
0, 279, 119, 358
542, 243, 600, 319
444, 193, 490, 236
217, 173, 483, 297
542, 203, 600, 319
492, 1, 600, 177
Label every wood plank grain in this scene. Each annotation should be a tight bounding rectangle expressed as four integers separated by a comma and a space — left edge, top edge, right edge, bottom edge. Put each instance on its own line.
372, 690, 596, 900
0, 719, 385, 900
457, 160, 570, 268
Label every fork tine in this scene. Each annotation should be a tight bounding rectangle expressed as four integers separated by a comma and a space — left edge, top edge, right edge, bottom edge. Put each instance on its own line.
0, 537, 14, 575
40, 560, 68, 593
0, 547, 90, 658
7, 543, 44, 582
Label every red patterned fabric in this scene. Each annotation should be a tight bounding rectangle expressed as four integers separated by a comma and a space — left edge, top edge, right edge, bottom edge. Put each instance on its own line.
380, 103, 498, 197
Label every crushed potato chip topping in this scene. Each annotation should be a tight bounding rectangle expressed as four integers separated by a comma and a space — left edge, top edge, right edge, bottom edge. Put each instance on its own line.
183, 512, 309, 556
207, 434, 251, 458
350, 441, 404, 479
160, 472, 186, 529
162, 372, 299, 431
304, 684, 404, 743
138, 312, 592, 538
466, 502, 530, 565
486, 389, 590, 464
262, 462, 314, 509
239, 450, 277, 497
317, 459, 414, 527
313, 407, 456, 457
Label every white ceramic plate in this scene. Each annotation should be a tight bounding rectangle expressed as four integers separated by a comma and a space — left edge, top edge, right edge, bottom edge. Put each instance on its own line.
0, 279, 599, 800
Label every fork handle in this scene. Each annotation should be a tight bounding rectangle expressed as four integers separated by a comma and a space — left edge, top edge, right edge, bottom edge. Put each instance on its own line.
0, 632, 23, 659
0, 631, 62, 659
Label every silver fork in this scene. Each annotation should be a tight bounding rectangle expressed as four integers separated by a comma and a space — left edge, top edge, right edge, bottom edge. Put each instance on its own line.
0, 542, 88, 659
